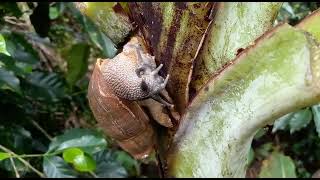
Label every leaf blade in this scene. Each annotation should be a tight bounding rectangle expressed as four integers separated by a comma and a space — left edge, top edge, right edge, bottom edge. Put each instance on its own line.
43, 156, 78, 178
259, 152, 297, 178
65, 43, 90, 86
0, 152, 11, 161
312, 104, 320, 137
47, 128, 107, 155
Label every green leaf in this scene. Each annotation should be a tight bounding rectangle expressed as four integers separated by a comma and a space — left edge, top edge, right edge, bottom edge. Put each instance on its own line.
0, 125, 32, 154
114, 151, 140, 177
1, 32, 39, 65
0, 34, 10, 55
259, 151, 297, 178
47, 128, 107, 155
43, 156, 78, 178
23, 71, 65, 102
81, 15, 117, 58
67, 4, 117, 58
272, 109, 313, 134
0, 3, 22, 18
289, 108, 312, 134
93, 150, 128, 178
49, 6, 60, 20
254, 128, 267, 140
72, 154, 96, 172
65, 43, 90, 86
272, 112, 294, 133
247, 147, 255, 167
0, 54, 32, 77
63, 148, 84, 163
0, 68, 21, 93
0, 158, 29, 174
312, 104, 320, 137
0, 152, 11, 161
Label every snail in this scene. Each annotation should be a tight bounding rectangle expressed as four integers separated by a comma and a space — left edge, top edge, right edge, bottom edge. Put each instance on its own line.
87, 37, 173, 159
100, 42, 173, 107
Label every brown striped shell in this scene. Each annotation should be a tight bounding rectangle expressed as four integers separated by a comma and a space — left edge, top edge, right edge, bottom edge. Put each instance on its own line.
88, 58, 155, 159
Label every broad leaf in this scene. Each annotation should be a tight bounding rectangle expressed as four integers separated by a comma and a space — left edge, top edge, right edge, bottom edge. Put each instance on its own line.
114, 151, 140, 177
259, 152, 297, 178
72, 153, 96, 172
93, 150, 128, 178
247, 147, 255, 167
47, 128, 107, 154
0, 34, 10, 55
0, 152, 11, 161
0, 125, 33, 173
272, 112, 294, 133
67, 4, 117, 58
49, 4, 63, 20
288, 108, 312, 134
43, 156, 78, 178
1, 32, 39, 65
0, 54, 32, 77
311, 104, 320, 137
0, 68, 21, 93
63, 148, 84, 163
65, 43, 90, 86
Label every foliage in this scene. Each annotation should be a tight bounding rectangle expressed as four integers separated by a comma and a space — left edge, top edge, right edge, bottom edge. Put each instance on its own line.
258, 151, 297, 178
0, 2, 143, 178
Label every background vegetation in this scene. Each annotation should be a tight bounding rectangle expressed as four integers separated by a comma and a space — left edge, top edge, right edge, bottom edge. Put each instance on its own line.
0, 2, 319, 178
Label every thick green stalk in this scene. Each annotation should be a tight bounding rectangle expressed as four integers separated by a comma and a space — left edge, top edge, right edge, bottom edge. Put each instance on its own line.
167, 23, 320, 177
191, 2, 282, 94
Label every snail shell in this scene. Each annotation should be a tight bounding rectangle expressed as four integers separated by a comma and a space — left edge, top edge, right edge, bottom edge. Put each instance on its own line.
88, 58, 155, 159
88, 37, 174, 159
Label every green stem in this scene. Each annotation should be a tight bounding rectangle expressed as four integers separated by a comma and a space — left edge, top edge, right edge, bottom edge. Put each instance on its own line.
14, 154, 44, 158
13, 151, 61, 158
9, 157, 20, 178
0, 144, 45, 178
167, 24, 320, 177
89, 171, 98, 178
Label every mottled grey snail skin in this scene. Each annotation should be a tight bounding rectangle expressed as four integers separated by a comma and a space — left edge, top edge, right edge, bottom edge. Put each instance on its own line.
101, 45, 173, 107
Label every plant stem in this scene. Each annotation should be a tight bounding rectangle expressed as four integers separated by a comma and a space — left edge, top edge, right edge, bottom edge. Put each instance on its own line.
89, 171, 98, 178
0, 144, 45, 178
30, 119, 53, 141
14, 154, 44, 158
9, 157, 20, 178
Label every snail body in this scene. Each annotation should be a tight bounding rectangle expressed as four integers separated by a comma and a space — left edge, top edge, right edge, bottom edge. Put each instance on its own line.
88, 37, 172, 159
101, 42, 171, 106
